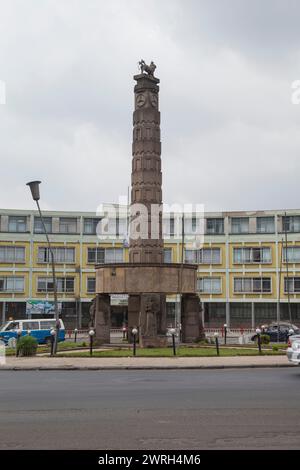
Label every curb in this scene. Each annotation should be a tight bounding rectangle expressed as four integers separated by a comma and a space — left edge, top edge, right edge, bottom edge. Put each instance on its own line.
0, 364, 295, 371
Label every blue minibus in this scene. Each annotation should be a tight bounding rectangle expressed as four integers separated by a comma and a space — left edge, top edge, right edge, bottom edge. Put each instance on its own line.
0, 318, 65, 345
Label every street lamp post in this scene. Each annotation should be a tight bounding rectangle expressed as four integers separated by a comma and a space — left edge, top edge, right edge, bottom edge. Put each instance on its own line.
256, 328, 262, 354
50, 328, 56, 356
214, 332, 220, 356
27, 181, 60, 355
74, 328, 78, 343
89, 329, 95, 356
132, 327, 138, 356
169, 328, 176, 356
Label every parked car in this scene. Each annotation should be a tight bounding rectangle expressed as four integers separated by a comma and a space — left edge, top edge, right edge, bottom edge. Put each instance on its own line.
0, 318, 65, 345
287, 334, 300, 348
287, 338, 300, 365
251, 323, 300, 343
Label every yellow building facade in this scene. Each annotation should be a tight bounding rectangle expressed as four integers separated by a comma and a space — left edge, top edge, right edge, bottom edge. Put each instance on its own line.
1, 207, 300, 329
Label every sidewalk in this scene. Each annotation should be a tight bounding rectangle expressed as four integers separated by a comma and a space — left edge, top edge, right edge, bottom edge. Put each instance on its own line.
0, 355, 294, 370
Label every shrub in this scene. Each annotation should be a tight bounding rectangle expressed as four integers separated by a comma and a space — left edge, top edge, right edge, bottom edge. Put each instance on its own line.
260, 334, 270, 345
198, 339, 210, 345
17, 336, 38, 357
272, 345, 279, 351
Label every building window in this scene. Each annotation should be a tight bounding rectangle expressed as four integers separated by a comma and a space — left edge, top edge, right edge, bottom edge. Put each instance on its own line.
87, 247, 124, 263
59, 218, 77, 233
170, 217, 175, 237
197, 277, 222, 293
8, 216, 27, 233
284, 277, 300, 293
231, 217, 249, 234
0, 246, 25, 263
34, 217, 52, 234
283, 216, 300, 233
37, 247, 75, 263
185, 248, 221, 264
0, 276, 24, 292
83, 218, 101, 235
283, 247, 300, 263
164, 248, 172, 263
192, 216, 197, 233
234, 277, 271, 293
37, 277, 75, 293
233, 247, 271, 264
206, 218, 224, 234
87, 277, 96, 293
256, 217, 275, 233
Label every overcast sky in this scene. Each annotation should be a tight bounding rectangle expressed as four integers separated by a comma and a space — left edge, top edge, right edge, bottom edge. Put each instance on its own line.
1, 0, 300, 213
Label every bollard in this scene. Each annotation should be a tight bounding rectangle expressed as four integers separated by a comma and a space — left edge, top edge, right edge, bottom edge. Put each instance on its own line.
224, 324, 227, 345
16, 329, 22, 357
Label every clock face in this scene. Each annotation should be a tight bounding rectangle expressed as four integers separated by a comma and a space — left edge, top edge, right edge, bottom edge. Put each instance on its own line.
150, 93, 158, 107
136, 93, 146, 108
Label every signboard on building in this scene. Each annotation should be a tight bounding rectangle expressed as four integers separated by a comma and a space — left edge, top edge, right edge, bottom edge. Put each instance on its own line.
26, 300, 62, 317
110, 294, 128, 306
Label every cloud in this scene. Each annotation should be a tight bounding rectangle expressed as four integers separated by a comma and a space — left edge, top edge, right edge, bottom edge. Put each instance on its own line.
0, 0, 299, 212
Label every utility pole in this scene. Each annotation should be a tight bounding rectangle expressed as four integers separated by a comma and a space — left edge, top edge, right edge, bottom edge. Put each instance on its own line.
277, 239, 283, 342
284, 212, 292, 323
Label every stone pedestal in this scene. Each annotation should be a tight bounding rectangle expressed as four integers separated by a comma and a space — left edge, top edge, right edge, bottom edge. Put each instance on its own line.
94, 294, 111, 344
181, 294, 205, 343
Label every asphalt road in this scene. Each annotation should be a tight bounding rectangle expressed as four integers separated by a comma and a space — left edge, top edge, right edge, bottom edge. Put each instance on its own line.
0, 368, 300, 450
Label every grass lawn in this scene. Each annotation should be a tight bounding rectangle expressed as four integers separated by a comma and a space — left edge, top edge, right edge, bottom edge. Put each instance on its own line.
5, 340, 88, 356
57, 346, 285, 358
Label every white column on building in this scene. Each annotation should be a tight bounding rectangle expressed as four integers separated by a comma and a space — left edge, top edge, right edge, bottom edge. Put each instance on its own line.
251, 302, 255, 329
2, 301, 6, 325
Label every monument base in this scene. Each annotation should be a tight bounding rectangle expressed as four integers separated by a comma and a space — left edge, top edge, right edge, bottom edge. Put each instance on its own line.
181, 294, 205, 343
94, 294, 111, 344
141, 335, 168, 348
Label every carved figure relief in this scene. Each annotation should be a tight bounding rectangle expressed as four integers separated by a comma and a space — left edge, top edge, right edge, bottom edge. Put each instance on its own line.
136, 93, 146, 108
150, 92, 158, 108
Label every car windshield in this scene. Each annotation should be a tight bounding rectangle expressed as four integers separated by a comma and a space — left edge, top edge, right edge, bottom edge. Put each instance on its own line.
1, 322, 19, 332
0, 322, 10, 332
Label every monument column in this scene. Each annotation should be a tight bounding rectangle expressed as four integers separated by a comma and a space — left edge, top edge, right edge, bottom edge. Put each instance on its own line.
128, 62, 166, 346
129, 67, 163, 263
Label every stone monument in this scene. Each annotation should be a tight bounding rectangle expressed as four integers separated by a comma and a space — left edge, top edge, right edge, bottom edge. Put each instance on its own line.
94, 61, 204, 345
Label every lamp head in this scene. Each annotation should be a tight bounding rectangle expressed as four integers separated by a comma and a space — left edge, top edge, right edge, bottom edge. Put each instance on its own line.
26, 180, 41, 201
132, 328, 138, 335
89, 329, 95, 337
214, 331, 219, 338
